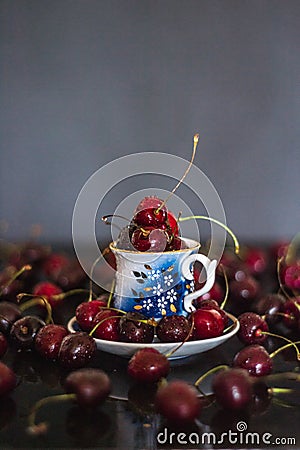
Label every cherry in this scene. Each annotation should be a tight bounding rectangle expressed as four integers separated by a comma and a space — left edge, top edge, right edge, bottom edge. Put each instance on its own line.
249, 380, 272, 416
166, 211, 179, 236
212, 368, 253, 410
193, 281, 224, 305
64, 368, 111, 408
118, 312, 154, 343
133, 196, 168, 227
127, 348, 170, 383
0, 332, 8, 357
191, 308, 224, 340
0, 301, 22, 334
58, 332, 97, 369
156, 314, 191, 342
75, 300, 106, 332
254, 293, 285, 325
284, 264, 300, 291
42, 253, 69, 279
0, 361, 17, 396
281, 298, 300, 329
229, 275, 259, 312
237, 312, 269, 345
35, 324, 69, 360
32, 281, 63, 308
10, 315, 46, 350
243, 247, 268, 276
193, 299, 229, 327
91, 308, 121, 341
131, 227, 170, 252
233, 344, 273, 377
155, 380, 201, 425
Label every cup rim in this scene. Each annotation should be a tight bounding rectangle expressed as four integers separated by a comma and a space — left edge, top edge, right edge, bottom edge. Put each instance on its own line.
109, 237, 200, 255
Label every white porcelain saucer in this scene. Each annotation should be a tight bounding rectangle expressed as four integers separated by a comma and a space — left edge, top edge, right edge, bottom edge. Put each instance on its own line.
67, 312, 239, 359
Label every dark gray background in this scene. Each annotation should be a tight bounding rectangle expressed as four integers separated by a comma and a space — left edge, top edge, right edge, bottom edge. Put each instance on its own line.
1, 0, 300, 246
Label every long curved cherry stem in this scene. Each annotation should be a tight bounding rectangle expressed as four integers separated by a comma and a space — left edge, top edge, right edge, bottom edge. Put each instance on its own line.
178, 215, 240, 255
27, 393, 76, 435
277, 257, 292, 300
88, 255, 103, 302
89, 314, 123, 337
0, 264, 32, 296
194, 364, 229, 388
17, 295, 53, 324
107, 279, 115, 308
259, 331, 300, 360
269, 340, 300, 360
155, 133, 199, 214
164, 314, 195, 358
219, 264, 229, 310
54, 288, 94, 301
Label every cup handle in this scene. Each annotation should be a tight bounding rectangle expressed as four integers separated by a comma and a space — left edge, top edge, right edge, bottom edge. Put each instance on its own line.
181, 254, 217, 314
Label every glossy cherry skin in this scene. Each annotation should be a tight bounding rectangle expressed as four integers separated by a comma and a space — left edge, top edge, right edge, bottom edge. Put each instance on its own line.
193, 299, 229, 327
32, 281, 63, 308
0, 362, 17, 396
156, 315, 191, 342
91, 309, 121, 341
0, 302, 22, 334
64, 368, 111, 408
155, 380, 201, 425
284, 264, 300, 290
237, 312, 269, 345
254, 293, 285, 325
133, 196, 168, 227
233, 344, 273, 377
191, 308, 224, 340
10, 315, 46, 350
212, 368, 252, 410
127, 348, 170, 383
75, 300, 106, 332
166, 211, 179, 237
131, 227, 169, 252
118, 312, 154, 343
35, 324, 69, 360
0, 332, 8, 358
58, 332, 97, 370
281, 298, 300, 329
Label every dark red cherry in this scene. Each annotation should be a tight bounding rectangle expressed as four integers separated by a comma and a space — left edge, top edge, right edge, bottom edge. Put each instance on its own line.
243, 247, 268, 276
254, 293, 285, 325
64, 368, 111, 408
0, 302, 22, 334
91, 309, 121, 341
166, 211, 179, 236
0, 362, 17, 396
10, 315, 45, 350
118, 312, 154, 343
0, 332, 8, 357
156, 315, 191, 342
133, 196, 167, 227
229, 276, 259, 311
233, 344, 273, 377
35, 324, 69, 360
75, 300, 106, 332
155, 380, 201, 425
194, 281, 224, 305
281, 298, 300, 329
127, 348, 170, 383
32, 281, 63, 308
166, 235, 185, 251
131, 227, 170, 252
212, 368, 252, 410
58, 332, 97, 369
237, 312, 269, 345
42, 253, 69, 279
191, 308, 224, 340
194, 300, 229, 327
249, 380, 272, 416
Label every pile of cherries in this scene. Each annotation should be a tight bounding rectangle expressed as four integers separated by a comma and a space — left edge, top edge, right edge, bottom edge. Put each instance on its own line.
1, 227, 300, 434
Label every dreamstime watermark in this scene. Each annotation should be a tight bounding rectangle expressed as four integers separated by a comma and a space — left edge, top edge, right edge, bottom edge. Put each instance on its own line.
156, 421, 296, 447
72, 151, 227, 291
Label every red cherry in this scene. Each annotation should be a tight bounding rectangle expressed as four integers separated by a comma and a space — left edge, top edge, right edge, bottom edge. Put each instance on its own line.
166, 211, 179, 236
91, 309, 121, 341
58, 332, 97, 369
237, 312, 269, 345
193, 282, 224, 305
281, 298, 300, 329
284, 264, 300, 290
35, 324, 69, 360
32, 281, 63, 308
127, 348, 170, 383
194, 300, 229, 327
76, 300, 107, 332
155, 380, 201, 425
243, 247, 268, 276
191, 308, 224, 340
212, 368, 252, 410
131, 227, 169, 252
42, 253, 69, 278
233, 344, 273, 377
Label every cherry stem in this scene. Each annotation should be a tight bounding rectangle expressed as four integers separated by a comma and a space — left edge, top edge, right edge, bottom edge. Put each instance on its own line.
27, 393, 76, 435
259, 331, 300, 360
88, 255, 103, 301
155, 133, 199, 214
178, 215, 240, 255
261, 371, 300, 383
0, 264, 32, 296
164, 314, 195, 358
269, 340, 300, 360
277, 257, 292, 300
271, 387, 295, 395
107, 279, 115, 308
89, 314, 123, 337
17, 295, 53, 324
219, 264, 229, 310
102, 214, 131, 224
194, 364, 229, 388
54, 288, 94, 301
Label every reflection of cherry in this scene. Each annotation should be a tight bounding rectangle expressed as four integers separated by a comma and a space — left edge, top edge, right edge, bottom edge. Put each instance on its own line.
65, 407, 112, 445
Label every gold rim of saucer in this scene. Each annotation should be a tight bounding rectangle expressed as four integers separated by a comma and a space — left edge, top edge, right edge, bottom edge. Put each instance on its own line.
109, 238, 200, 255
